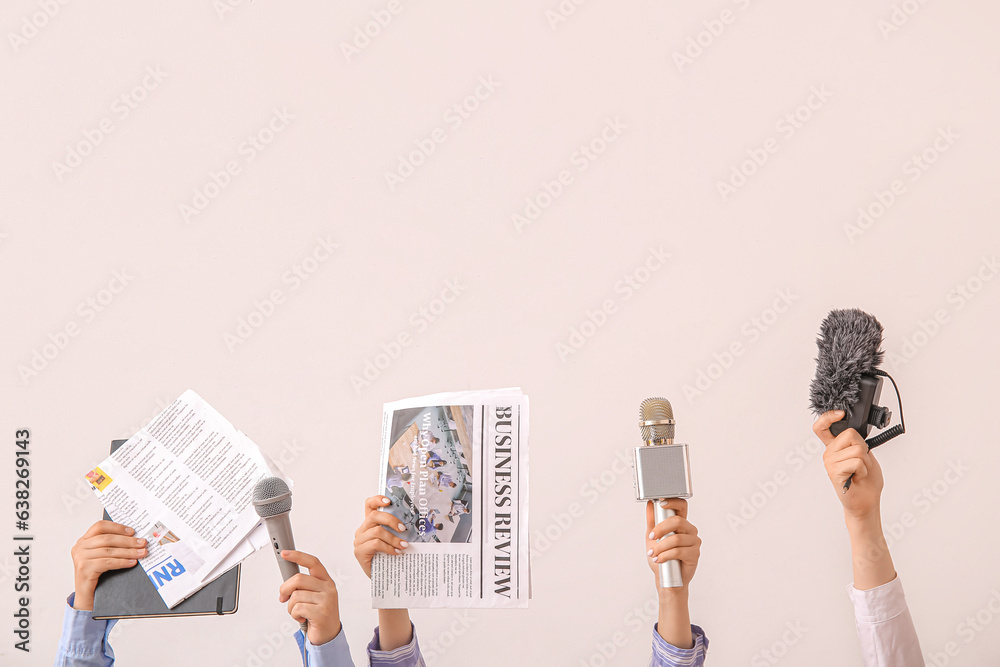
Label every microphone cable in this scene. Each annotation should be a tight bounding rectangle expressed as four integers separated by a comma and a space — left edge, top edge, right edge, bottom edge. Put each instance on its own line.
865, 369, 906, 449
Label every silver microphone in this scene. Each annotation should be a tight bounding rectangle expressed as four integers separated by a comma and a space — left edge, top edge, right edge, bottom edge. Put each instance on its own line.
252, 476, 307, 633
633, 398, 692, 588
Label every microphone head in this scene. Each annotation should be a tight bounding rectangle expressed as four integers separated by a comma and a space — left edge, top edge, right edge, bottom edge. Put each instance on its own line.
809, 309, 884, 414
639, 397, 675, 444
252, 476, 292, 518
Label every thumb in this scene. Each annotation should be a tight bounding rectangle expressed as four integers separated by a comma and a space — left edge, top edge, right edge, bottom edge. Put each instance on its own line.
813, 410, 845, 446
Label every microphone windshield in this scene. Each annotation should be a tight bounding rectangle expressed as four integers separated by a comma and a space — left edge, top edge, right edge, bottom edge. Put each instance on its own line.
252, 476, 292, 518
640, 397, 675, 443
809, 308, 884, 414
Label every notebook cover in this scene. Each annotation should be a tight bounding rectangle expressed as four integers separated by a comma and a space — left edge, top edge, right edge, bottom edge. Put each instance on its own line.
92, 439, 240, 619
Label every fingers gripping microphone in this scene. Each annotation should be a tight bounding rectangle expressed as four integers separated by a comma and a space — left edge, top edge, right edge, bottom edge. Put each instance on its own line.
808, 309, 907, 491
253, 477, 307, 633
633, 398, 692, 588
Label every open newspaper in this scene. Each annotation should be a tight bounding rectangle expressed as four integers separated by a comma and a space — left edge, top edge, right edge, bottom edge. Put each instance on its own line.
371, 388, 530, 609
84, 390, 284, 608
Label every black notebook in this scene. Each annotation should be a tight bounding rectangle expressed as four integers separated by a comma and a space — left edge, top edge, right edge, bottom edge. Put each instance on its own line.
92, 439, 241, 620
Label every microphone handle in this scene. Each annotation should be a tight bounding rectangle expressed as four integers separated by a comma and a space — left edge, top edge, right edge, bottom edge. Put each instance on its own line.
265, 514, 309, 634
654, 502, 683, 588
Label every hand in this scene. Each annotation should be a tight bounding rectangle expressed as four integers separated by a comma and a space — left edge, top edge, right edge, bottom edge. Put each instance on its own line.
813, 410, 884, 524
353, 495, 409, 578
278, 551, 342, 646
813, 410, 896, 589
646, 499, 699, 649
71, 520, 147, 611
645, 499, 700, 592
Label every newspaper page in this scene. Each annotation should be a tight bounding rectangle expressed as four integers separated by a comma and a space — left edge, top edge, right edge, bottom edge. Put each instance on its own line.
84, 389, 283, 608
371, 388, 529, 609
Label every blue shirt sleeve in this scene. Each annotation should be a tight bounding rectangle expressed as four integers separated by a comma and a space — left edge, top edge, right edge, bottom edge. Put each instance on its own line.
295, 626, 355, 667
366, 623, 425, 666
53, 594, 118, 667
648, 624, 709, 667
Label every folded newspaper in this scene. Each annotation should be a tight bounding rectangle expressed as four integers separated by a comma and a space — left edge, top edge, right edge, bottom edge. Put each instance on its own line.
84, 390, 284, 608
371, 388, 530, 609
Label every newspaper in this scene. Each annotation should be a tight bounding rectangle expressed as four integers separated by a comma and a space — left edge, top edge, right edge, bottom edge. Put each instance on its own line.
84, 390, 284, 608
371, 388, 530, 609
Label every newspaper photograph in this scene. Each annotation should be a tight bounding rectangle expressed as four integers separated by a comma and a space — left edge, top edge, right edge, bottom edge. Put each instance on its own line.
371, 388, 529, 609
84, 389, 284, 608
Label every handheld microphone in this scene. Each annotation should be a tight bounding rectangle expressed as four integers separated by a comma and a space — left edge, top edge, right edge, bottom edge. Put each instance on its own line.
808, 309, 906, 492
632, 397, 692, 588
252, 476, 307, 633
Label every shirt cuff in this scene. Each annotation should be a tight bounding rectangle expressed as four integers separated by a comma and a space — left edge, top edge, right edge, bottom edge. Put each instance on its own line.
367, 623, 424, 666
650, 624, 709, 666
57, 594, 117, 662
846, 575, 909, 624
295, 626, 355, 667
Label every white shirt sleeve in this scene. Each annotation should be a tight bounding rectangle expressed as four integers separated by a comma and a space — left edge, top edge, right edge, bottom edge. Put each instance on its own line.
847, 576, 923, 666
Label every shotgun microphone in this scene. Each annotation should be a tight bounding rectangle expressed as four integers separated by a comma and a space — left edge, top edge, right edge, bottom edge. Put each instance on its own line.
808, 309, 906, 492
633, 397, 692, 588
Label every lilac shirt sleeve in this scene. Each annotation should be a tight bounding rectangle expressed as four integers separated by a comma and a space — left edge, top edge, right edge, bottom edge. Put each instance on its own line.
53, 595, 117, 667
294, 628, 355, 667
848, 576, 923, 666
366, 623, 425, 666
648, 624, 709, 667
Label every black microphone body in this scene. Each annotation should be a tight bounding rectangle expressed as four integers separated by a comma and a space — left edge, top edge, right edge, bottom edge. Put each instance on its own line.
809, 309, 906, 491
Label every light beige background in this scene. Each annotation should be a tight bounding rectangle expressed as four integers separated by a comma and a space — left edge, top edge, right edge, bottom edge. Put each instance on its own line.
2, 1, 999, 665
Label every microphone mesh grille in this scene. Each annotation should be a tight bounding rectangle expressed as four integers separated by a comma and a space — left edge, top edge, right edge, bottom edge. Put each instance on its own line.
252, 476, 291, 517
640, 397, 675, 442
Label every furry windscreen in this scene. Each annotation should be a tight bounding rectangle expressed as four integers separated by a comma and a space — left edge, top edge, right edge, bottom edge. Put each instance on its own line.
808, 309, 884, 414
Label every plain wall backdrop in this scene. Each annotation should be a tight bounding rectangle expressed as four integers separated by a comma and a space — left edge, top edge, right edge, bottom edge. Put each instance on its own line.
2, 1, 999, 665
